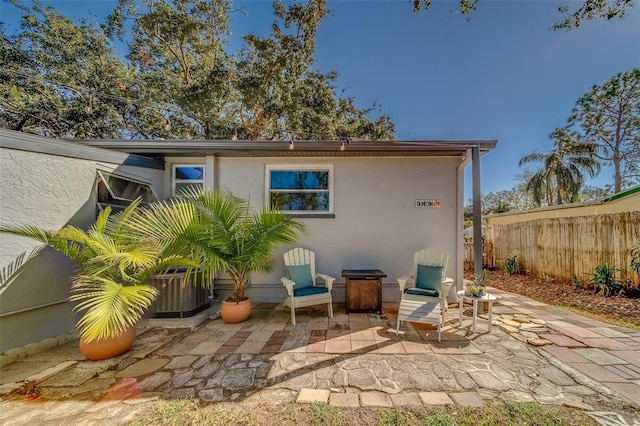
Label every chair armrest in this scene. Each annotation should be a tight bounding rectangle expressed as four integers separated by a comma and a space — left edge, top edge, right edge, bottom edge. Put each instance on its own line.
281, 277, 295, 296
316, 273, 335, 291
442, 278, 454, 298
397, 276, 414, 293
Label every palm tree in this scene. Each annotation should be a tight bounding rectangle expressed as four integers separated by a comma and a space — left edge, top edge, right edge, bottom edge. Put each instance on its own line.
0, 200, 198, 343
1, 189, 307, 340
126, 188, 307, 302
519, 128, 601, 206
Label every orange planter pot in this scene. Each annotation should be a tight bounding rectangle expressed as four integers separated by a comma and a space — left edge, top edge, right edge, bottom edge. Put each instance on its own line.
79, 327, 137, 361
220, 298, 252, 323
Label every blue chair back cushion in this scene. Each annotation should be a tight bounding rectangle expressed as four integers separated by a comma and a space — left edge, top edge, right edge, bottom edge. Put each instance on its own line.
293, 286, 329, 297
404, 287, 439, 297
286, 264, 314, 288
416, 264, 443, 292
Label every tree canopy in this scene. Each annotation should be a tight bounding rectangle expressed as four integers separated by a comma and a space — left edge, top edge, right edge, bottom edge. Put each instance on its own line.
519, 128, 601, 206
412, 0, 634, 30
0, 0, 394, 140
567, 68, 640, 192
0, 2, 133, 138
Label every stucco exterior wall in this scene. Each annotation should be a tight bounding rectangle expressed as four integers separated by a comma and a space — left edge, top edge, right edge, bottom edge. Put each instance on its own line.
0, 147, 164, 354
164, 156, 462, 304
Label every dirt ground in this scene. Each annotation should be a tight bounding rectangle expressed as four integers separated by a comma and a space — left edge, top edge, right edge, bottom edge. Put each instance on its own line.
478, 269, 640, 328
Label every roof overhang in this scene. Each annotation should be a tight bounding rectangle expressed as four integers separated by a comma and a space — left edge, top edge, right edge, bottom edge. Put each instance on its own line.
81, 139, 497, 158
0, 129, 165, 169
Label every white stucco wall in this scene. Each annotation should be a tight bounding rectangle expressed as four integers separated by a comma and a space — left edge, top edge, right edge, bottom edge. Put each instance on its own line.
0, 146, 164, 354
165, 156, 463, 304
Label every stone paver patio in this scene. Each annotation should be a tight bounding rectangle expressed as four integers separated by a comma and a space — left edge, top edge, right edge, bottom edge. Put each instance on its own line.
0, 287, 639, 425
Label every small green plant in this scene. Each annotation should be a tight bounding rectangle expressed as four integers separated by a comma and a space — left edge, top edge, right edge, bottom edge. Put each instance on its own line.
631, 244, 640, 279
465, 272, 486, 297
588, 263, 623, 297
571, 273, 583, 289
503, 255, 521, 276
307, 402, 344, 426
378, 409, 420, 426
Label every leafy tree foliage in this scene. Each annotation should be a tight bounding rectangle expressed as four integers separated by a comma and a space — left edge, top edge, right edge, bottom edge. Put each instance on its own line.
567, 68, 640, 192
112, 0, 237, 139
0, 3, 133, 138
577, 184, 613, 202
234, 0, 393, 140
553, 0, 634, 30
412, 0, 634, 30
519, 127, 601, 206
1, 0, 394, 140
464, 172, 611, 219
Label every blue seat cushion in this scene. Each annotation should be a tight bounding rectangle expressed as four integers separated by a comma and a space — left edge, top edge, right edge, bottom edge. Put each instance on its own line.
416, 264, 443, 292
404, 287, 439, 297
286, 264, 314, 288
293, 286, 329, 297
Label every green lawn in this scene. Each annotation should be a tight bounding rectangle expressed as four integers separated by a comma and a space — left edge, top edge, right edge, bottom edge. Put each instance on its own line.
129, 399, 598, 426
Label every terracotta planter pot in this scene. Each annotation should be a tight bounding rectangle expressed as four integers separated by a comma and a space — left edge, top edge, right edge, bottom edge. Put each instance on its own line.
79, 327, 136, 361
220, 298, 252, 323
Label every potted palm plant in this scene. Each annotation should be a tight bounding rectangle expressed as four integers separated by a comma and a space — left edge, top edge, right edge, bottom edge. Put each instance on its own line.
0, 200, 198, 360
129, 189, 307, 323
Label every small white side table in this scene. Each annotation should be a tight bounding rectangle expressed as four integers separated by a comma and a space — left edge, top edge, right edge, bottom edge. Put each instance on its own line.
457, 290, 498, 332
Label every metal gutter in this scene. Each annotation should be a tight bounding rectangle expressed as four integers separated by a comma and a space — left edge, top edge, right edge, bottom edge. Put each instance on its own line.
81, 139, 497, 157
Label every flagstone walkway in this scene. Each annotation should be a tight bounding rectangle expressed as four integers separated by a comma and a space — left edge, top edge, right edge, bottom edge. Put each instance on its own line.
0, 287, 639, 425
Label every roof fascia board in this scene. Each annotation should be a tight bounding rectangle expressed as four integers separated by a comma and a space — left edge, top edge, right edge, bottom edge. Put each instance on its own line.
81, 139, 497, 156
0, 129, 165, 170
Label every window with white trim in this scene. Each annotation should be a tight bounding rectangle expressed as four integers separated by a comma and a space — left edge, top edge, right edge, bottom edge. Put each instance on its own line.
266, 165, 333, 214
173, 165, 205, 196
97, 170, 157, 213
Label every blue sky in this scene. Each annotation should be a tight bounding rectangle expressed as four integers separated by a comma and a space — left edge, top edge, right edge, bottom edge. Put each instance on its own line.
2, 0, 639, 197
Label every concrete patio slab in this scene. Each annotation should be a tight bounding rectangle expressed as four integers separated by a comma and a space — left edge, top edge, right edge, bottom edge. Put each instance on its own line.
296, 388, 330, 404
360, 391, 393, 407
450, 391, 484, 407
329, 392, 359, 407
418, 391, 454, 405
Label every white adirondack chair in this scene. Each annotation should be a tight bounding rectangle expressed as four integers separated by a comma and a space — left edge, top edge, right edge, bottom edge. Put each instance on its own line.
396, 248, 454, 342
281, 248, 335, 325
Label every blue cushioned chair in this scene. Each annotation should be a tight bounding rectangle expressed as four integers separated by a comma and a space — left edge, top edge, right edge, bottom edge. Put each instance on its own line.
396, 248, 454, 342
281, 248, 335, 325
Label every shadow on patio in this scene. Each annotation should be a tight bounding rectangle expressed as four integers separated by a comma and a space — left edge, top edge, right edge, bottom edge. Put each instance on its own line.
0, 301, 487, 401
3, 291, 638, 425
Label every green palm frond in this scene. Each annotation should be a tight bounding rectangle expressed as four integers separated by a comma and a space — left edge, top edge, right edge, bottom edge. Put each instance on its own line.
105, 198, 143, 239
91, 205, 112, 234
167, 188, 307, 300
1, 188, 307, 340
0, 225, 87, 265
519, 127, 602, 206
71, 275, 158, 342
122, 196, 227, 282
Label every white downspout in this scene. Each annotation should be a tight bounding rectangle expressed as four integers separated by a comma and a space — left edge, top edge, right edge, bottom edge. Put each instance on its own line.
454, 149, 472, 302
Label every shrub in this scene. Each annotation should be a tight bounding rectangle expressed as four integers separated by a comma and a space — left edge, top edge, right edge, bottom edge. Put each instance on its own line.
631, 244, 640, 280
571, 273, 585, 289
588, 263, 623, 297
503, 255, 521, 276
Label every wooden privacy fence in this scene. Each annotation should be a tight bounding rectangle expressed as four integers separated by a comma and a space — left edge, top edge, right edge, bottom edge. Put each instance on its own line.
463, 241, 494, 271
488, 211, 640, 284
